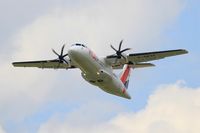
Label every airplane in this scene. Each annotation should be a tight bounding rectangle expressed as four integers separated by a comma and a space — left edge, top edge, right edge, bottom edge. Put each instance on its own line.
12, 40, 188, 99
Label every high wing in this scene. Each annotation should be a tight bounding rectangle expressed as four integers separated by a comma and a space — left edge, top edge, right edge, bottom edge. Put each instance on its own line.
12, 59, 76, 69
128, 49, 188, 63
105, 49, 188, 68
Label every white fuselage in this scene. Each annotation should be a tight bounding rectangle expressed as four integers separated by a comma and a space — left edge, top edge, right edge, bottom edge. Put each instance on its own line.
68, 44, 131, 99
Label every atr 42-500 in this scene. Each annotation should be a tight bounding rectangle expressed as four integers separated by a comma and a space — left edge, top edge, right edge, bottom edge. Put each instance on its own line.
12, 40, 188, 99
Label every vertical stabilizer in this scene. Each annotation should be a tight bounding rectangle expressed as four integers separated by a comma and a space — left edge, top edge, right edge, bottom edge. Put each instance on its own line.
120, 64, 132, 89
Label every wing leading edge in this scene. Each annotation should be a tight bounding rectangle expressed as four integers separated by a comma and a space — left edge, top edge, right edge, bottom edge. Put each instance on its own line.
12, 60, 76, 69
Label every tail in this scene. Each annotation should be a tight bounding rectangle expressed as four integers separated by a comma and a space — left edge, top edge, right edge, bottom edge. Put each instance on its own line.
120, 64, 132, 89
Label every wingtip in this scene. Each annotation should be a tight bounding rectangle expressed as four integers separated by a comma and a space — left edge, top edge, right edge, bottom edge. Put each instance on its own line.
12, 62, 22, 67
12, 62, 16, 66
184, 49, 189, 54
180, 49, 189, 54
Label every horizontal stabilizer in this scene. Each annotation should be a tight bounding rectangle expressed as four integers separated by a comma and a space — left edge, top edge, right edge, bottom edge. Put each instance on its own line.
134, 63, 155, 68
112, 63, 155, 69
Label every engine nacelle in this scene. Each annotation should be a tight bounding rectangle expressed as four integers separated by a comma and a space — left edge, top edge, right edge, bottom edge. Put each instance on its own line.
112, 54, 128, 66
120, 53, 129, 64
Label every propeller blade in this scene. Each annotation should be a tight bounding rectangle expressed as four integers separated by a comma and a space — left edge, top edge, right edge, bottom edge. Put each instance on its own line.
117, 55, 121, 59
121, 48, 131, 53
110, 45, 118, 52
61, 44, 65, 56
63, 59, 68, 64
63, 53, 68, 57
52, 49, 60, 57
121, 54, 126, 60
52, 44, 69, 65
110, 40, 130, 62
118, 40, 123, 51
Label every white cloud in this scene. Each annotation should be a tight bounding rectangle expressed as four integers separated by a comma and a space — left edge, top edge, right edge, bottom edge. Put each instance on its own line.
0, 126, 6, 133
38, 81, 200, 133
11, 0, 186, 58
0, 0, 186, 132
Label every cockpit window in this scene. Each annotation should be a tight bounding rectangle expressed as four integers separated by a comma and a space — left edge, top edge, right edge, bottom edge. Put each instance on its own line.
81, 44, 86, 47
72, 43, 87, 48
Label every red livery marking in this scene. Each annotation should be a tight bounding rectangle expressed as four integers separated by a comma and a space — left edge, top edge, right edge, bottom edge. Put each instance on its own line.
122, 88, 126, 93
89, 50, 97, 60
120, 65, 131, 83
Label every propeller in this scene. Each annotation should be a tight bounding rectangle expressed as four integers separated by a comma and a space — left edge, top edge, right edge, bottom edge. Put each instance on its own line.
52, 44, 68, 64
110, 40, 131, 60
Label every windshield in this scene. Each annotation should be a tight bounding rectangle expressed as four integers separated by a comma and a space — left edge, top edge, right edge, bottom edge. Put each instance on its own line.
72, 43, 87, 48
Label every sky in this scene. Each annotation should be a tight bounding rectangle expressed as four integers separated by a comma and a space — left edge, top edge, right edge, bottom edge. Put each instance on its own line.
0, 0, 199, 133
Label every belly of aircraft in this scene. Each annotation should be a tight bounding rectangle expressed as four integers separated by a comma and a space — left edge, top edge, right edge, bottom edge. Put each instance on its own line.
69, 48, 131, 99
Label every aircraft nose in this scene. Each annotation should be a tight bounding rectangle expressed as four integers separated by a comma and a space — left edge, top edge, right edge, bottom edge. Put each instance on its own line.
68, 47, 78, 56
68, 46, 82, 60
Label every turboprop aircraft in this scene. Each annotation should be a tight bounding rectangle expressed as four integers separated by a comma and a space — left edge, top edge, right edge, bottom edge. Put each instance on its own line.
12, 40, 188, 99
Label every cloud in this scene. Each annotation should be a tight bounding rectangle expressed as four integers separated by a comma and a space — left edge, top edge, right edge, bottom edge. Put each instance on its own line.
11, 0, 186, 58
0, 0, 186, 132
38, 81, 200, 133
0, 126, 6, 133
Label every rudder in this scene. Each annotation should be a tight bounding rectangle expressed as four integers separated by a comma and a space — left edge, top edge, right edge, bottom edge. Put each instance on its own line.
120, 64, 132, 89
